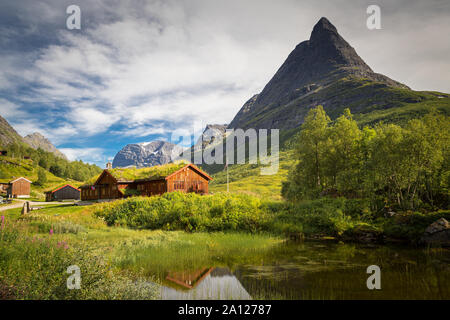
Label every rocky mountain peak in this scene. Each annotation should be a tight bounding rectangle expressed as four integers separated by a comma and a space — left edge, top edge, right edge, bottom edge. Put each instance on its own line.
310, 17, 338, 38
112, 140, 184, 168
0, 115, 24, 146
23, 132, 67, 160
228, 17, 409, 130
194, 124, 227, 150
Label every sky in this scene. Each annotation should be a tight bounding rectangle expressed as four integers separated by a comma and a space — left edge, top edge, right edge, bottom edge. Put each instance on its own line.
1, 0, 449, 167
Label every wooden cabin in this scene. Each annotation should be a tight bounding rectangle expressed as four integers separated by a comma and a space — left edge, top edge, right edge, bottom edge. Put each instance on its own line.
45, 184, 80, 201
80, 162, 212, 201
0, 177, 31, 198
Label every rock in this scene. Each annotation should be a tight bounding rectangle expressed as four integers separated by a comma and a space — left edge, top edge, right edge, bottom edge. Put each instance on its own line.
227, 17, 409, 132
343, 224, 383, 243
23, 132, 67, 160
194, 124, 228, 150
420, 218, 450, 246
0, 115, 25, 146
112, 140, 184, 168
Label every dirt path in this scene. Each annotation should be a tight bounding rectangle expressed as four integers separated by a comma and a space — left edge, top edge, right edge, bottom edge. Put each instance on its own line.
0, 200, 75, 212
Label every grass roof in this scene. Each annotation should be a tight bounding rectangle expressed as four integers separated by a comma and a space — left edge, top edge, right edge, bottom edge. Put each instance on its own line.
85, 161, 190, 185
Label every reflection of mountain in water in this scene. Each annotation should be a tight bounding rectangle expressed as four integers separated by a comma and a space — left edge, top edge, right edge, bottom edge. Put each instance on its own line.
161, 267, 251, 300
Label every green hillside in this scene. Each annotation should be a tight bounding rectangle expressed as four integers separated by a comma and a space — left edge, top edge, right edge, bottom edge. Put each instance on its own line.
209, 150, 294, 200
209, 99, 450, 200
0, 156, 82, 199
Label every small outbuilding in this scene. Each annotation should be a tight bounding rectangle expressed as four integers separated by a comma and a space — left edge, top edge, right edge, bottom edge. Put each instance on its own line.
0, 177, 31, 198
45, 184, 80, 201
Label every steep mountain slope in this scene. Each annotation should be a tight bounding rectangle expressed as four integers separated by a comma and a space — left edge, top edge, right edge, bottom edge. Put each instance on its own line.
194, 124, 228, 149
0, 115, 24, 146
112, 140, 184, 168
24, 132, 68, 160
228, 17, 450, 132
208, 17, 450, 193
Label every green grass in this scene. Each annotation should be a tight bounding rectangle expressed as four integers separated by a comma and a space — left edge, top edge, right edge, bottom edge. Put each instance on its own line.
0, 156, 82, 200
0, 214, 160, 299
0, 202, 282, 298
113, 232, 281, 279
85, 160, 189, 184
235, 76, 450, 132
209, 150, 295, 200
2, 195, 449, 300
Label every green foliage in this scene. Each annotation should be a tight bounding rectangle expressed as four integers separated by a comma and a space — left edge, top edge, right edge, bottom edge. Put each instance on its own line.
209, 150, 295, 200
85, 160, 189, 184
382, 210, 450, 242
1, 142, 102, 182
283, 106, 450, 211
95, 192, 272, 233
36, 167, 48, 186
115, 232, 280, 278
93, 192, 373, 238
0, 221, 159, 299
270, 198, 355, 236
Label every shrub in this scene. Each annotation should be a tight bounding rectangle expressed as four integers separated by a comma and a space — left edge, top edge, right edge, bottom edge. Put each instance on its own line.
0, 221, 159, 299
94, 192, 271, 233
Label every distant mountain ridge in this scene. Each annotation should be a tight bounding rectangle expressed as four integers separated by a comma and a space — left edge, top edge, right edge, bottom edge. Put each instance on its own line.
228, 17, 448, 132
112, 140, 184, 168
195, 124, 227, 149
0, 115, 24, 146
24, 132, 67, 160
0, 115, 68, 159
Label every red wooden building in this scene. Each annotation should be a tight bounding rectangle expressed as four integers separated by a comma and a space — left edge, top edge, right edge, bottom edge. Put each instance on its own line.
0, 177, 31, 198
80, 163, 212, 201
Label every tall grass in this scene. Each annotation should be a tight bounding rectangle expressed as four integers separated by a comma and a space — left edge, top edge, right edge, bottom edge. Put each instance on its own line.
113, 231, 282, 280
0, 219, 159, 299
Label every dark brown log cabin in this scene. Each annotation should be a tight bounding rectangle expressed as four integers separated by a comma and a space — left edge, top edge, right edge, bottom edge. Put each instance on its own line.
80, 163, 212, 201
45, 184, 81, 201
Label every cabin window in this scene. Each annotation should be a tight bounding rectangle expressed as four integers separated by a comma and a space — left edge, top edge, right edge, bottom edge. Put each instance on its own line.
174, 181, 184, 190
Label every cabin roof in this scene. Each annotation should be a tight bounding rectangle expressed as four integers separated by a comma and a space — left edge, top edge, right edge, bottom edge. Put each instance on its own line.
81, 161, 212, 187
45, 184, 80, 194
1, 177, 32, 184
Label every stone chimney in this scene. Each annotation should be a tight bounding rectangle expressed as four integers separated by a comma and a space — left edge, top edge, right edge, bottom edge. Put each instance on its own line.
106, 162, 112, 170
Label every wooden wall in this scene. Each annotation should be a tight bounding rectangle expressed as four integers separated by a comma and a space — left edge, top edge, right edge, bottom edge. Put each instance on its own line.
80, 166, 210, 201
166, 166, 209, 194
80, 171, 127, 201
136, 180, 167, 196
47, 186, 80, 201
9, 179, 30, 198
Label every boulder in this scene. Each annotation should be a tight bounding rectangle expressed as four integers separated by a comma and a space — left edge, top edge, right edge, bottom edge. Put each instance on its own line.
420, 218, 450, 247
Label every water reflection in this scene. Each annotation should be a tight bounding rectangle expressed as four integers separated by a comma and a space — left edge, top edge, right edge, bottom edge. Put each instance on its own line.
161, 267, 251, 300
158, 242, 450, 300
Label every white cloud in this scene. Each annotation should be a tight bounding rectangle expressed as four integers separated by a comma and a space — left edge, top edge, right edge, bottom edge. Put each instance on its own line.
1, 0, 449, 161
0, 99, 27, 119
59, 147, 106, 163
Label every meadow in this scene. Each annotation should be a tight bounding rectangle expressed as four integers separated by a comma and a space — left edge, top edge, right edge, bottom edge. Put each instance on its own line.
0, 202, 281, 299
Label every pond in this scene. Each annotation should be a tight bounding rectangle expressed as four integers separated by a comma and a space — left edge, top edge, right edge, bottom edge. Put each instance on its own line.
158, 241, 450, 300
